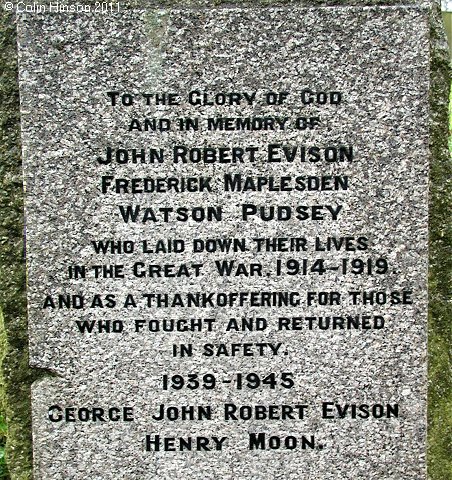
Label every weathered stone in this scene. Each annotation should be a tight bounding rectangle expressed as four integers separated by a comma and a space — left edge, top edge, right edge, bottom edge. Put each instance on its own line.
0, 1, 449, 479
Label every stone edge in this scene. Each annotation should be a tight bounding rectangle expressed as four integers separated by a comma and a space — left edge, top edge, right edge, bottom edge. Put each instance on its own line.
426, 2, 452, 479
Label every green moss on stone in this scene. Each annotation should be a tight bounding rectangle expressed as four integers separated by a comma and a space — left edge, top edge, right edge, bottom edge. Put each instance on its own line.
0, 9, 37, 480
428, 6, 452, 478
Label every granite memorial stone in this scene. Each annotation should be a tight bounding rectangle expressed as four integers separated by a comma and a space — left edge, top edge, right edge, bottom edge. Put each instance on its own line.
17, 4, 431, 479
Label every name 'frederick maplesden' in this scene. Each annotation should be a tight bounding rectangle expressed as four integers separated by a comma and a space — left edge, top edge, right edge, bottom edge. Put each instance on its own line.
100, 174, 349, 194
97, 144, 354, 164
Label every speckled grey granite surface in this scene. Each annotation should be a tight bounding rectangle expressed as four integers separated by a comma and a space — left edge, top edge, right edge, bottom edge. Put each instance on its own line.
17, 6, 430, 479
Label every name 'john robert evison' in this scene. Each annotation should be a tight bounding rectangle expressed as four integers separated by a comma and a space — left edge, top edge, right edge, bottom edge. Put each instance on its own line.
96, 144, 354, 164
